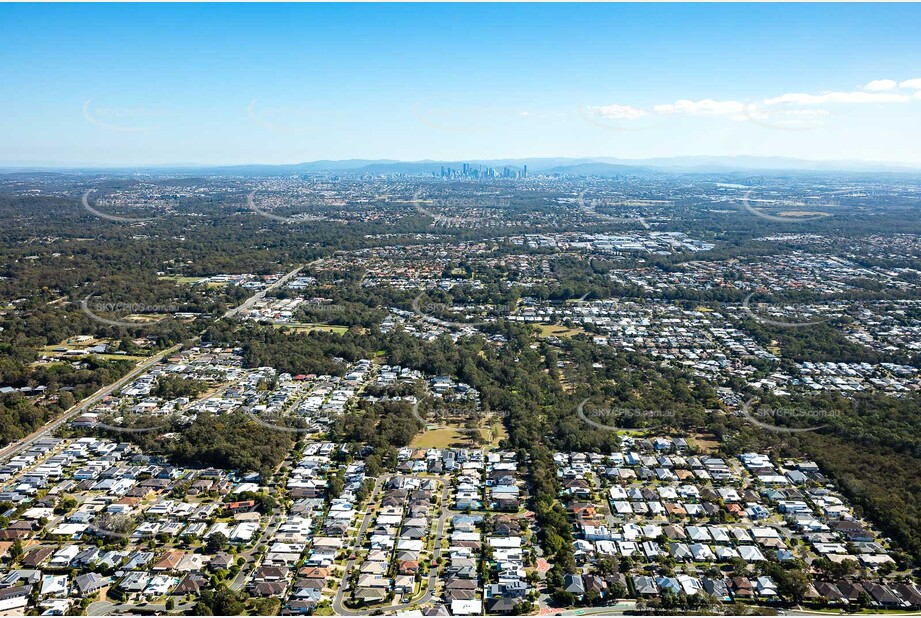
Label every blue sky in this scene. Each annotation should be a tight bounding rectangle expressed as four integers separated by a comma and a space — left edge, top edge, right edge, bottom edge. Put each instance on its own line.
2, 3, 920, 166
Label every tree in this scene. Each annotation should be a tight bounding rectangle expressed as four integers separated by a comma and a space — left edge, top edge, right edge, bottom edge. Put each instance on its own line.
551, 590, 576, 607
249, 597, 281, 615
205, 532, 228, 554
593, 556, 617, 576
55, 496, 78, 515
766, 564, 811, 603
609, 581, 627, 599
198, 586, 245, 616
9, 538, 23, 563
729, 556, 749, 577
327, 472, 345, 501
584, 589, 601, 606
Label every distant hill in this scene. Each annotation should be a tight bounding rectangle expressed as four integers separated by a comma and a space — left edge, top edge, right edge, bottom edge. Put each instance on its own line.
201, 156, 921, 176
592, 155, 921, 173
538, 162, 661, 177
3, 156, 920, 176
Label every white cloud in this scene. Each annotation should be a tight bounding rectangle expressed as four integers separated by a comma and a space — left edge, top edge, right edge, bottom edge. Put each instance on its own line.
653, 99, 745, 116
765, 91, 910, 105
741, 106, 830, 127
864, 79, 898, 91
749, 107, 830, 118
586, 77, 920, 129
591, 104, 648, 120
518, 111, 531, 117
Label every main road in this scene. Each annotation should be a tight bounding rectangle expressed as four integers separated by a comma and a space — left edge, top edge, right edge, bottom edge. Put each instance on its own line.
223, 263, 304, 319
0, 342, 183, 461
0, 263, 305, 462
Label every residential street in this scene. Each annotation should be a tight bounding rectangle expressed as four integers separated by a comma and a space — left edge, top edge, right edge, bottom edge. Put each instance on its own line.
333, 476, 452, 615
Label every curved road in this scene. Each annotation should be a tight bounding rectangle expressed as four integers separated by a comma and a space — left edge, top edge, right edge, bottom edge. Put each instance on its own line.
411, 293, 486, 330
228, 514, 284, 592
87, 600, 195, 616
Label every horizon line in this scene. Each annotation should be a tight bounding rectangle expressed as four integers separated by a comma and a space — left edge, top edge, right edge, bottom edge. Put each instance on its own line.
3, 154, 921, 172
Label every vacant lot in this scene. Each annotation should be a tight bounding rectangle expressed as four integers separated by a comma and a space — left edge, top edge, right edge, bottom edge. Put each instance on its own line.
533, 323, 585, 338
158, 275, 206, 285
411, 427, 477, 448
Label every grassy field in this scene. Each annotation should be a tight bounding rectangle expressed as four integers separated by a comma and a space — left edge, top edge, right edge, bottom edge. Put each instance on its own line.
533, 323, 585, 338
410, 427, 474, 448
411, 424, 503, 449
157, 275, 206, 285
122, 314, 169, 323
690, 433, 720, 453
485, 423, 507, 448
94, 354, 149, 362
